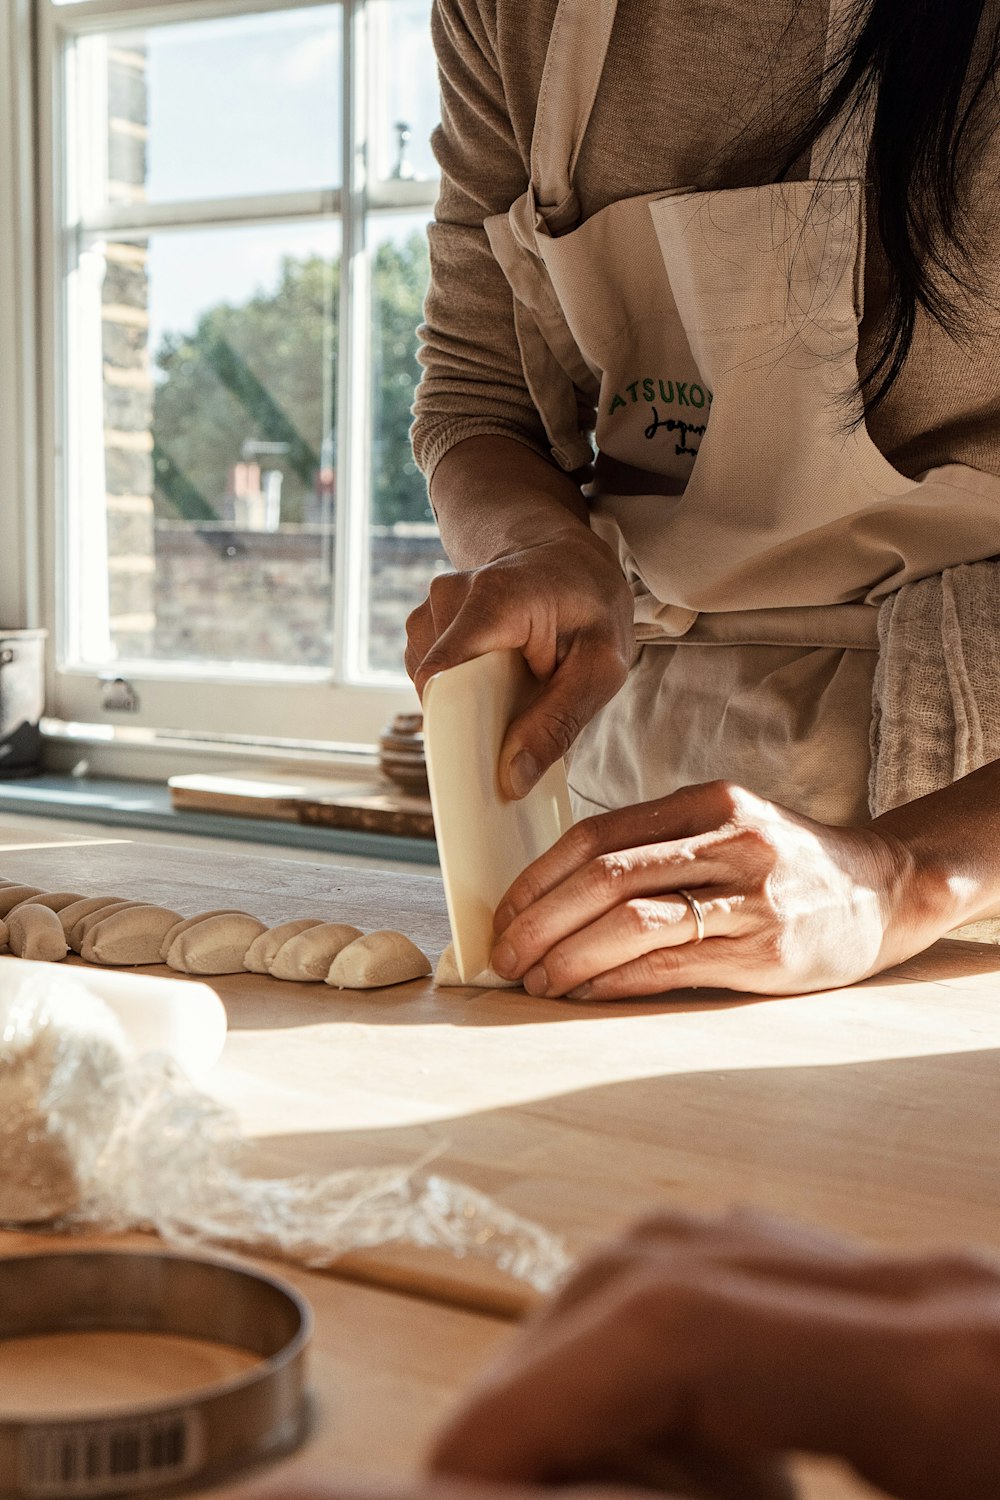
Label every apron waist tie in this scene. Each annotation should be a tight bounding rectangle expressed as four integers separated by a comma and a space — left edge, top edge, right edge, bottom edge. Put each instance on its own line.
635, 599, 880, 651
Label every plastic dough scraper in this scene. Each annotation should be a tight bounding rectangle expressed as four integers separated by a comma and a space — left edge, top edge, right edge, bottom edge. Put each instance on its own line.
423, 649, 574, 982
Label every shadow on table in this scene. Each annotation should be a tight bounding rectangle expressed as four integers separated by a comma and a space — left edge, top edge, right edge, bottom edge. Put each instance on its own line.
220, 981, 765, 1031
220, 936, 1000, 1033
242, 1039, 1000, 1310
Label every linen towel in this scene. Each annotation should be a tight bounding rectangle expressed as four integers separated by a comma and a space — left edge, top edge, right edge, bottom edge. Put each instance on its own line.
871, 560, 1000, 940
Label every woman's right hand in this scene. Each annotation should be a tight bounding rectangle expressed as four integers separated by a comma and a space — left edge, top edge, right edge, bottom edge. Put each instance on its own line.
405, 522, 634, 800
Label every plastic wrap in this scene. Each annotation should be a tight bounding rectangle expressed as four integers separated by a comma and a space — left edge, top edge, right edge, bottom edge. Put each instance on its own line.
0, 968, 131, 1222
0, 966, 571, 1294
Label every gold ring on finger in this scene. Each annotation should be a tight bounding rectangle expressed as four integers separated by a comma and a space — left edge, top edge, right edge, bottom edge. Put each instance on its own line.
676, 888, 706, 944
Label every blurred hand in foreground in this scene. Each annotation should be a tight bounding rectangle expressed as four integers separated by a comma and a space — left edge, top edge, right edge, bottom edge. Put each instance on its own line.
231, 1210, 1000, 1500
430, 1208, 1000, 1500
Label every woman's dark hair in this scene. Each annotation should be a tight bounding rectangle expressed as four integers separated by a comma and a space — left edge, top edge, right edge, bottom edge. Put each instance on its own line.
780, 0, 1000, 412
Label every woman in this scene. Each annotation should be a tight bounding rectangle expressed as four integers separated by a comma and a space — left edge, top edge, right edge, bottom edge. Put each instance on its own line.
407, 0, 1000, 997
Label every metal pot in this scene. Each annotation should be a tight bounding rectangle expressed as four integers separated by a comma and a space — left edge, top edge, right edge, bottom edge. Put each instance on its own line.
0, 628, 47, 779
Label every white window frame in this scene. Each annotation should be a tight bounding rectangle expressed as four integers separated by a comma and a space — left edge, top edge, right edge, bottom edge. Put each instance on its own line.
28, 0, 437, 765
0, 0, 40, 634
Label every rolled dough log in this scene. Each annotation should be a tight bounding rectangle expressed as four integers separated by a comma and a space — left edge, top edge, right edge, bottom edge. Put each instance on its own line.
0, 971, 130, 1222
0, 886, 44, 917
81, 905, 183, 967
166, 914, 267, 975
269, 923, 363, 982
326, 931, 431, 989
58, 896, 128, 939
434, 941, 519, 990
0, 918, 7, 949
243, 919, 324, 975
159, 910, 248, 962
70, 902, 144, 955
7, 905, 69, 962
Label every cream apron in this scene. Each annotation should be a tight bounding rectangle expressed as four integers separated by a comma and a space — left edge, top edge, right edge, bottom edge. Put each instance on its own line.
483, 0, 1000, 826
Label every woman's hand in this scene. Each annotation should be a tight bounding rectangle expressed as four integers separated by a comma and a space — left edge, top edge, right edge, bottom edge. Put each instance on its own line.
406, 525, 634, 800
490, 780, 947, 997
430, 1208, 1000, 1500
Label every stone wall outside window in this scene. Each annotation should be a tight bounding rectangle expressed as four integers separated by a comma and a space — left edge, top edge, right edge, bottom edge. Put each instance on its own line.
152, 523, 447, 674
103, 42, 155, 659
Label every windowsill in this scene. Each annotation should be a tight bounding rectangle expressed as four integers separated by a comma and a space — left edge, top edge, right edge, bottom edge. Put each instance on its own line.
0, 774, 438, 867
41, 718, 382, 782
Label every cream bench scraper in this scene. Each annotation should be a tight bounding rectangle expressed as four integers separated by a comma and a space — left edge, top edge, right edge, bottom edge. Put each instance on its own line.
423, 649, 574, 983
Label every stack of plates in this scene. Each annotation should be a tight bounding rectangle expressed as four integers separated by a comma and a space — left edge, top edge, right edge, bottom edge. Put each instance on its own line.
378, 712, 428, 796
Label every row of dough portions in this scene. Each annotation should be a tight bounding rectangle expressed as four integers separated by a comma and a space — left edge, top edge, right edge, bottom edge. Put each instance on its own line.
0, 882, 431, 988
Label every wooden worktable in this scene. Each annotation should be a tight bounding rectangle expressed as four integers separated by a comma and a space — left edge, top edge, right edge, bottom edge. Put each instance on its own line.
2, 820, 999, 1499
4, 826, 1000, 1308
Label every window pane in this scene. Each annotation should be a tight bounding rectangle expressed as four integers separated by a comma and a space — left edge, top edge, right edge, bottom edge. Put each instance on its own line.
70, 222, 339, 671
367, 0, 439, 185
77, 9, 342, 212
364, 215, 447, 677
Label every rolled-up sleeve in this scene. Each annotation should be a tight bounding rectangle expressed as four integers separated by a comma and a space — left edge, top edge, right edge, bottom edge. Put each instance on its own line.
410, 0, 552, 482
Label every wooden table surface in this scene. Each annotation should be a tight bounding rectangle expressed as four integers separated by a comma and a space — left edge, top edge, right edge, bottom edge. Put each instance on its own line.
1, 821, 999, 1499
4, 828, 1000, 1311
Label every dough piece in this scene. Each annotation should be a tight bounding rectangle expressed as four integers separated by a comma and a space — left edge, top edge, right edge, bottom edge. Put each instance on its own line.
7, 893, 84, 918
58, 896, 127, 939
268, 923, 363, 982
7, 904, 69, 962
69, 902, 144, 955
244, 918, 325, 975
0, 969, 130, 1221
0, 917, 8, 950
167, 913, 267, 975
0, 886, 44, 917
326, 931, 431, 990
159, 910, 248, 962
434, 941, 519, 990
81, 905, 183, 967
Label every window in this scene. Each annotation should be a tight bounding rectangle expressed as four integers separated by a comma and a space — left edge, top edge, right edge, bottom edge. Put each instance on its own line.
33, 0, 444, 751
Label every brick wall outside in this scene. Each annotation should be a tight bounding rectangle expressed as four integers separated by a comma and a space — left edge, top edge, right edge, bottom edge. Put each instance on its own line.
152, 523, 448, 674
103, 42, 155, 659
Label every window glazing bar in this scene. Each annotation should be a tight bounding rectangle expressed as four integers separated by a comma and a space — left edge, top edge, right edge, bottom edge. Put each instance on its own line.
46, 0, 342, 42
80, 189, 344, 237
367, 178, 439, 212
331, 0, 367, 683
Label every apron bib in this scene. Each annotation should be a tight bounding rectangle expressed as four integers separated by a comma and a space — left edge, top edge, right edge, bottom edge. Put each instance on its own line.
484, 0, 1000, 825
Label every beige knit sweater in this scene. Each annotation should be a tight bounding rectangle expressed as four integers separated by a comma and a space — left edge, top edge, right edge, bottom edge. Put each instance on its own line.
411, 0, 1000, 487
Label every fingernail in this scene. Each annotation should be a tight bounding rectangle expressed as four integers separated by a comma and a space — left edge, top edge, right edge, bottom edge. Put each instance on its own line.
491, 941, 517, 977
507, 749, 540, 799
567, 983, 593, 1000
523, 964, 548, 996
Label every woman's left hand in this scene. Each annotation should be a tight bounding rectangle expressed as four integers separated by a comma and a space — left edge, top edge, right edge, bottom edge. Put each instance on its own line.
489, 780, 943, 998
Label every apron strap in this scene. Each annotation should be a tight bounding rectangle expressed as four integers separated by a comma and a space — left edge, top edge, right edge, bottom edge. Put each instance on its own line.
530, 0, 618, 231
809, 0, 873, 180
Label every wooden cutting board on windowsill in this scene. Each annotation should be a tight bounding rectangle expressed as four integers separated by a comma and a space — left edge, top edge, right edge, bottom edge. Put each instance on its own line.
168, 773, 435, 840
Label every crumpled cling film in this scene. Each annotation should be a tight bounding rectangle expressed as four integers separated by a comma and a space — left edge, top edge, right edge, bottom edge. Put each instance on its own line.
0, 966, 571, 1293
